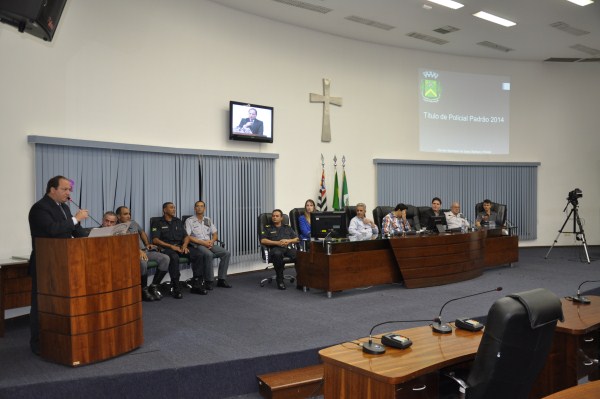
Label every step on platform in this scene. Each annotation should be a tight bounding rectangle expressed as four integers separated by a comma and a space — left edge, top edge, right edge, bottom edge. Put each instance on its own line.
257, 364, 324, 399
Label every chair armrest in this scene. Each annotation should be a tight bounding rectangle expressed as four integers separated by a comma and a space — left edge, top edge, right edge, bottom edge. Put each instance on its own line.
444, 371, 468, 397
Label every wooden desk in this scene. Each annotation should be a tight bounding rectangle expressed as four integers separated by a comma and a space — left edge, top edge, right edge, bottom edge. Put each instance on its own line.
0, 259, 31, 337
319, 325, 482, 398
296, 239, 401, 298
320, 297, 600, 399
388, 231, 485, 288
296, 231, 518, 294
531, 296, 600, 397
542, 380, 600, 399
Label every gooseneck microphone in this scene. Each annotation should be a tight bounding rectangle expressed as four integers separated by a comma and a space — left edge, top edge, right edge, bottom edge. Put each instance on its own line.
572, 280, 600, 304
68, 197, 102, 226
362, 319, 431, 355
432, 287, 503, 334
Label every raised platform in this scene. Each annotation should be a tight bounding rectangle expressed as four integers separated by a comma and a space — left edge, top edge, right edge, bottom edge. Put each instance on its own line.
0, 247, 595, 399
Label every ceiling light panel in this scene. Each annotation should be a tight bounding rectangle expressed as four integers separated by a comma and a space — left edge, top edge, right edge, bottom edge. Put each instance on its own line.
566, 0, 594, 6
427, 0, 464, 9
473, 11, 516, 27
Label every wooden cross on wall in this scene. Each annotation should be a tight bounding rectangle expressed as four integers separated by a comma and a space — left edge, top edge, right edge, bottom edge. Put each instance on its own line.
310, 78, 342, 142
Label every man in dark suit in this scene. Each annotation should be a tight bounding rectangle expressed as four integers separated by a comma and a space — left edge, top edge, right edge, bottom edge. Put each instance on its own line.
28, 175, 89, 354
237, 107, 264, 135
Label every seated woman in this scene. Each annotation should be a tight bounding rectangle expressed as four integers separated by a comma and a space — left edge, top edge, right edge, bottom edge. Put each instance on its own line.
298, 199, 316, 240
348, 202, 379, 236
382, 203, 411, 235
475, 199, 500, 228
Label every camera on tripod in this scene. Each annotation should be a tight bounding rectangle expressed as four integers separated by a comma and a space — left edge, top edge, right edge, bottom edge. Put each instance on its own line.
567, 188, 582, 206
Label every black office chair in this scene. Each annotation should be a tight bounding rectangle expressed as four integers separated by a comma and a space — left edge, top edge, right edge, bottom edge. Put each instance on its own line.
405, 204, 421, 230
372, 206, 393, 231
344, 206, 357, 228
257, 213, 296, 287
288, 207, 305, 237
474, 202, 507, 226
373, 205, 420, 231
443, 288, 564, 399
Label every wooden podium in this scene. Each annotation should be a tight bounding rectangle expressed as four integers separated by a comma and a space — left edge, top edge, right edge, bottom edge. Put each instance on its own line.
35, 234, 143, 366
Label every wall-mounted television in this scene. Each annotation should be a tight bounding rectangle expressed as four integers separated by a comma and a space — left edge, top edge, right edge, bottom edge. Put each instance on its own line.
229, 101, 273, 144
311, 212, 348, 239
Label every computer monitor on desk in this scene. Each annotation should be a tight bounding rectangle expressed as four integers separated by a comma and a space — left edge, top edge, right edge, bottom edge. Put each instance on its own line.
311, 212, 347, 239
427, 215, 445, 231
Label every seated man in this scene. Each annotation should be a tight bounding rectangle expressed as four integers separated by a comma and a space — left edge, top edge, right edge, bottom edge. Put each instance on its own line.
348, 202, 379, 236
475, 199, 501, 228
101, 211, 118, 227
420, 197, 447, 230
116, 206, 170, 301
260, 209, 299, 290
382, 203, 411, 236
185, 200, 232, 289
445, 202, 470, 230
151, 202, 205, 298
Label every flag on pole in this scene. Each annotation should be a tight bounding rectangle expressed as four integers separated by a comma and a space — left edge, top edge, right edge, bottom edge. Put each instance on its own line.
332, 168, 340, 211
342, 168, 349, 207
317, 155, 328, 211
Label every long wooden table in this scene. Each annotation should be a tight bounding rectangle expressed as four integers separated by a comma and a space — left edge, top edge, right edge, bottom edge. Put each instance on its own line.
531, 296, 600, 397
542, 380, 600, 399
0, 259, 31, 337
296, 230, 518, 295
319, 296, 600, 399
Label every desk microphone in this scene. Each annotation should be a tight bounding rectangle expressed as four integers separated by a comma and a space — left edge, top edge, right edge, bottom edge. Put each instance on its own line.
362, 319, 430, 355
432, 287, 503, 334
572, 280, 600, 304
68, 197, 102, 226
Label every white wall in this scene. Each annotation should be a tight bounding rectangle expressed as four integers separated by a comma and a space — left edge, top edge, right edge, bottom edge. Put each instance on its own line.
1, 0, 598, 259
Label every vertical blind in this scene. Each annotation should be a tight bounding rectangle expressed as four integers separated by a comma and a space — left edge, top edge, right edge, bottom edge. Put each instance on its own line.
34, 144, 200, 230
33, 139, 276, 269
200, 155, 275, 270
375, 160, 539, 240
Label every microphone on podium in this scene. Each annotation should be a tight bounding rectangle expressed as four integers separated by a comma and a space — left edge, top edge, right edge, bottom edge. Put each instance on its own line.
68, 197, 101, 226
572, 280, 600, 304
362, 319, 430, 355
431, 287, 503, 334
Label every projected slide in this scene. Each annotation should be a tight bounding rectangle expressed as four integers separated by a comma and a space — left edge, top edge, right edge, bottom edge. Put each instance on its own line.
418, 69, 510, 154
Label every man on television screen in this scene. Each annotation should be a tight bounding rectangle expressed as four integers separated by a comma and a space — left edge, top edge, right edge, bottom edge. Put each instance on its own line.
237, 108, 264, 135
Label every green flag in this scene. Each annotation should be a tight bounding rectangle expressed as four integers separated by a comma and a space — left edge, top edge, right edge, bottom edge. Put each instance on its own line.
342, 169, 349, 207
332, 169, 340, 211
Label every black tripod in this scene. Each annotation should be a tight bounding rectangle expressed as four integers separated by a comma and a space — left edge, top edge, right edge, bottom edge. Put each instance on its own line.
545, 200, 590, 263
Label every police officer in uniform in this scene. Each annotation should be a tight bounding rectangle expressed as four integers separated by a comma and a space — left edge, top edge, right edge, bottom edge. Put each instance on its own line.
260, 209, 299, 290
151, 202, 205, 298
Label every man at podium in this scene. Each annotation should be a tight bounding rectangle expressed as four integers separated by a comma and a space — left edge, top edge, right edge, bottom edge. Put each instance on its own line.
28, 175, 90, 355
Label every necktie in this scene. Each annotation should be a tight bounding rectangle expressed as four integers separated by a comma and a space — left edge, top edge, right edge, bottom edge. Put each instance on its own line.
59, 204, 68, 220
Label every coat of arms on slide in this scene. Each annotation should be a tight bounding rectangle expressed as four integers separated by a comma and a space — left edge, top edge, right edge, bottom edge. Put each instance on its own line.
421, 71, 441, 103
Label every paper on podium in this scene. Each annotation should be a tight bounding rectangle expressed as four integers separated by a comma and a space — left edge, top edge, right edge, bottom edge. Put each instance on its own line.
88, 222, 131, 237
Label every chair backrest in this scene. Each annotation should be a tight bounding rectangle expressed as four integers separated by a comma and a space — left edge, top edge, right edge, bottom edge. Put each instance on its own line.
288, 207, 304, 236
373, 205, 420, 230
405, 205, 421, 230
474, 202, 507, 226
344, 206, 357, 227
466, 288, 564, 399
257, 212, 291, 262
372, 206, 393, 231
